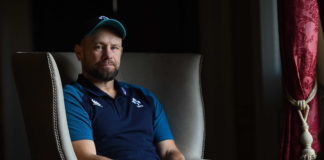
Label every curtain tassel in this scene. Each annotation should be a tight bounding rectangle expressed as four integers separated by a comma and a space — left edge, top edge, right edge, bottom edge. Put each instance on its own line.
299, 118, 316, 160
286, 80, 318, 160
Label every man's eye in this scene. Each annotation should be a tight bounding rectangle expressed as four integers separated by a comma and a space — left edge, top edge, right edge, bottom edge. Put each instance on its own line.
95, 45, 103, 50
111, 46, 120, 50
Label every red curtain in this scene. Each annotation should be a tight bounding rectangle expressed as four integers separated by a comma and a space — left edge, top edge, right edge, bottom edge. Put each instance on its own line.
278, 0, 320, 159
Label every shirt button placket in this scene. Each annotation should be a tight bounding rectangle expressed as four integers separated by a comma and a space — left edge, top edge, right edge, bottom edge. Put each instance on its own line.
113, 99, 120, 118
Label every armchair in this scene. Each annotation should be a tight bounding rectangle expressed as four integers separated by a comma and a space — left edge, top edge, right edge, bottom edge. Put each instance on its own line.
13, 52, 205, 160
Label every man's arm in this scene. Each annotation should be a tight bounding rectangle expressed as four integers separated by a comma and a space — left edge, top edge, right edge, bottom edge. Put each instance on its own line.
157, 139, 185, 160
72, 140, 112, 160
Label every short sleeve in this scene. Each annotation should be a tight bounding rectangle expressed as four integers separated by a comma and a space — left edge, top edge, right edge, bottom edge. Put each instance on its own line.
64, 84, 93, 141
152, 97, 174, 143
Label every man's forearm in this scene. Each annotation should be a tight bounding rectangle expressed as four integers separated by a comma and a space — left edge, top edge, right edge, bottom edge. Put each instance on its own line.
164, 150, 185, 160
79, 154, 112, 160
72, 140, 112, 160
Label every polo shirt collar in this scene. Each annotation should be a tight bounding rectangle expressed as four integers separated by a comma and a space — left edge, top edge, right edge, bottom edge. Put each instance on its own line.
76, 74, 126, 98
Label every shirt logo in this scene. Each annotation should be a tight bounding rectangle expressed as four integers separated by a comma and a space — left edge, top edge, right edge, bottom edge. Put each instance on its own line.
132, 98, 144, 108
91, 99, 103, 108
98, 16, 109, 20
121, 87, 127, 95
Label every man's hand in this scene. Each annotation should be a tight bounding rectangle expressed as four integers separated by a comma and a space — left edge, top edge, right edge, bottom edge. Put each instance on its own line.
157, 139, 185, 160
72, 140, 112, 160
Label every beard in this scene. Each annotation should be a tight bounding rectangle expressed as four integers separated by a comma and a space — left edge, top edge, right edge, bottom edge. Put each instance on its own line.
83, 60, 119, 82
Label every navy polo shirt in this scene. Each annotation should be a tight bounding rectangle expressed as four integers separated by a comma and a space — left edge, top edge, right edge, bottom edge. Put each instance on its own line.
63, 75, 174, 160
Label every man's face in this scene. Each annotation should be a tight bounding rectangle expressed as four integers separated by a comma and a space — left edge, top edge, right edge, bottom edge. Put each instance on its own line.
75, 28, 123, 82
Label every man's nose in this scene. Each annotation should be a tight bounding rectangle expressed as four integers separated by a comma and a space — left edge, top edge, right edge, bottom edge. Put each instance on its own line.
103, 47, 113, 59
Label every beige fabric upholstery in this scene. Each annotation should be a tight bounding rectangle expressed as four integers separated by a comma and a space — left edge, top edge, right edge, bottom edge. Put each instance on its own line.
13, 52, 205, 159
13, 52, 77, 160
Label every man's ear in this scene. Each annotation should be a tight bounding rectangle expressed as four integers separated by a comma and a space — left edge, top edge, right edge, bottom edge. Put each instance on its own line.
74, 44, 82, 61
121, 46, 123, 55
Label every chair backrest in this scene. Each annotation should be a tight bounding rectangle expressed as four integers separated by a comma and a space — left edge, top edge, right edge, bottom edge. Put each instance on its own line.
12, 52, 77, 160
13, 52, 205, 159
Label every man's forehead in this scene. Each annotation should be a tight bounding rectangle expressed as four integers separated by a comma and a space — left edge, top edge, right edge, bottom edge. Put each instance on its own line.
93, 26, 123, 38
84, 30, 122, 45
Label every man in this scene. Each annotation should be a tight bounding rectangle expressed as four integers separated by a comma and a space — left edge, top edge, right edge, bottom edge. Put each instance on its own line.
63, 15, 185, 160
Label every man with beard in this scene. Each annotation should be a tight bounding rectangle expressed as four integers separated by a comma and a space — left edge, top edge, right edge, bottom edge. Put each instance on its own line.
63, 16, 185, 160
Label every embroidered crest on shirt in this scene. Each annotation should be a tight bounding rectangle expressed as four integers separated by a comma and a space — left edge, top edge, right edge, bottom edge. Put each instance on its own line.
121, 87, 127, 95
91, 99, 103, 108
132, 98, 144, 108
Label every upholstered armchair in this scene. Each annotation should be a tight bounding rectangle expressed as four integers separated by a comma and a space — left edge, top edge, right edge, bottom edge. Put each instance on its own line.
13, 52, 205, 160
